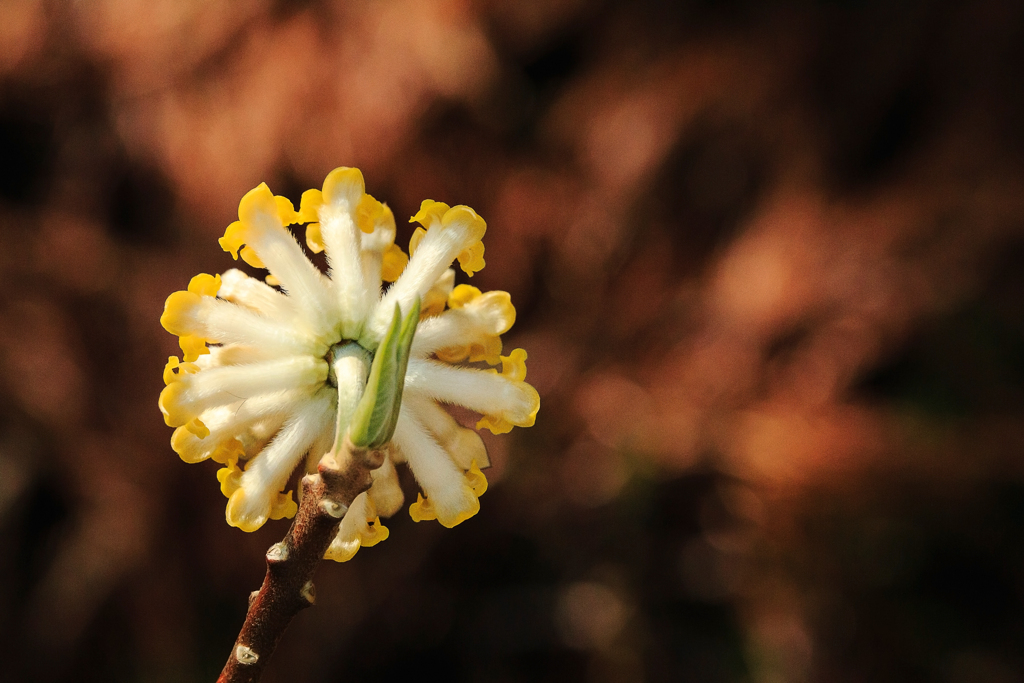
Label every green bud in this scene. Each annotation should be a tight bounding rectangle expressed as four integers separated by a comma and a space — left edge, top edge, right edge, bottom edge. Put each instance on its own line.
348, 298, 421, 449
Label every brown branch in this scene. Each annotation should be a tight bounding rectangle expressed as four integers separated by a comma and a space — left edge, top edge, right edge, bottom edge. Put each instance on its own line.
216, 439, 384, 683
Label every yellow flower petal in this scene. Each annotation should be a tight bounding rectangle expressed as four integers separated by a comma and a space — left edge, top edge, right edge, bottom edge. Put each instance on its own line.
435, 346, 470, 363
436, 485, 481, 528
322, 167, 365, 207
305, 222, 324, 253
409, 203, 486, 276
324, 538, 360, 563
323, 493, 384, 562
217, 458, 243, 497
356, 193, 384, 234
275, 195, 298, 225
358, 516, 390, 547
185, 417, 209, 439
448, 284, 481, 309
408, 226, 427, 256
475, 350, 539, 433
158, 381, 191, 427
219, 221, 245, 259
408, 492, 437, 522
500, 348, 528, 382
171, 426, 201, 463
163, 357, 200, 385
237, 182, 279, 226
476, 414, 514, 435
225, 487, 268, 533
381, 243, 408, 282
457, 240, 485, 277
163, 356, 180, 385
436, 337, 502, 365
297, 188, 324, 223
223, 183, 296, 270
239, 245, 265, 269
465, 460, 488, 497
160, 290, 201, 336
469, 336, 503, 365
178, 334, 209, 362
172, 427, 240, 464
443, 205, 487, 243
187, 273, 222, 297
410, 199, 451, 227
211, 438, 245, 464
269, 490, 297, 520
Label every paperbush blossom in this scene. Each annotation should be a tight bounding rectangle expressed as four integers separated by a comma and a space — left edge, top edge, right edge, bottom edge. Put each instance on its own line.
159, 168, 538, 562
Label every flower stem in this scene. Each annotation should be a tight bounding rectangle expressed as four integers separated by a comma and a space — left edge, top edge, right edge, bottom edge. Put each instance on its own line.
216, 439, 384, 683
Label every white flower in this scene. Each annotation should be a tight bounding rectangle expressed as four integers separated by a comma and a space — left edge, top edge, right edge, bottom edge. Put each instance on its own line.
159, 168, 539, 562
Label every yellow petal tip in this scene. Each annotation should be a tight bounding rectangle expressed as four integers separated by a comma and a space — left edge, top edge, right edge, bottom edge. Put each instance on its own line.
466, 460, 488, 497
409, 493, 437, 522
436, 489, 481, 528
381, 243, 408, 282
322, 167, 366, 207
270, 490, 298, 520
411, 199, 451, 226
225, 488, 268, 533
359, 517, 390, 547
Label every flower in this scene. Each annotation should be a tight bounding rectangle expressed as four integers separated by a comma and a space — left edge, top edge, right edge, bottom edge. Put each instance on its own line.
159, 167, 539, 562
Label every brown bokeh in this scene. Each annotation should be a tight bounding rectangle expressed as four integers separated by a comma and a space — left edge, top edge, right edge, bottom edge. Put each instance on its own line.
2, 1, 1024, 682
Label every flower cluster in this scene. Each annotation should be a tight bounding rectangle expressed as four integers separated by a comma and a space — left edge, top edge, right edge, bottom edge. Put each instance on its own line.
159, 168, 539, 562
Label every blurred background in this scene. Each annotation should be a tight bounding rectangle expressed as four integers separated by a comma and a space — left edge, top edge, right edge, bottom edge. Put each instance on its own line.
2, 1, 1024, 681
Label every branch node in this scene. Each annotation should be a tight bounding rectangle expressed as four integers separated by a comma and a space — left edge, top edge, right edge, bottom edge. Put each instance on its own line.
300, 581, 316, 606
319, 453, 342, 473
266, 542, 289, 563
299, 473, 321, 497
235, 645, 259, 665
248, 591, 259, 608
320, 499, 347, 518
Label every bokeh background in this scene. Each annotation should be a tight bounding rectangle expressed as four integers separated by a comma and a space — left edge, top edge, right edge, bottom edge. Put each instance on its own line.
2, 1, 1024, 681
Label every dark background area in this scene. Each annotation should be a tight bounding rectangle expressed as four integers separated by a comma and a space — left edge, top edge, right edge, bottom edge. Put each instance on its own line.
2, 1, 1024, 681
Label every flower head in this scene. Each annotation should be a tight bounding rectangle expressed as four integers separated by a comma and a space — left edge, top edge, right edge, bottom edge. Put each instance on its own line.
160, 167, 538, 561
